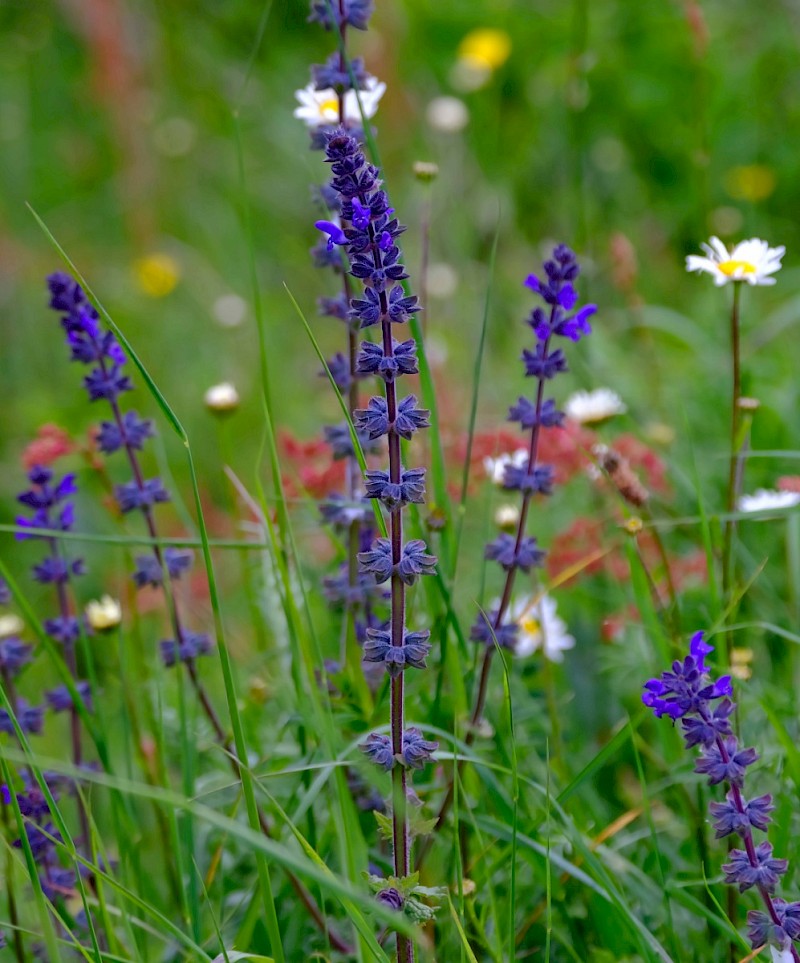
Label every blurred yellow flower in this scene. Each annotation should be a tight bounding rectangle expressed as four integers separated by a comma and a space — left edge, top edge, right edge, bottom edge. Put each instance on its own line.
724, 164, 776, 202
134, 253, 180, 297
458, 28, 511, 71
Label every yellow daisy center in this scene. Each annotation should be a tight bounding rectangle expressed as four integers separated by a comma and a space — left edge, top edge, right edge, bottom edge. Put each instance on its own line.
718, 259, 756, 277
520, 616, 541, 636
319, 98, 340, 120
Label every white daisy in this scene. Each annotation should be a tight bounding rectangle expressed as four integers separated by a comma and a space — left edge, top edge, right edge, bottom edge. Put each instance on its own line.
737, 489, 800, 513
564, 388, 627, 425
293, 76, 386, 128
509, 594, 575, 662
686, 236, 785, 286
483, 448, 528, 486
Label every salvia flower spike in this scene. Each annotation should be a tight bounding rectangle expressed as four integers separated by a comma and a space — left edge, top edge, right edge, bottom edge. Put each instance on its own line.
44, 273, 352, 955
644, 631, 800, 961
320, 126, 437, 961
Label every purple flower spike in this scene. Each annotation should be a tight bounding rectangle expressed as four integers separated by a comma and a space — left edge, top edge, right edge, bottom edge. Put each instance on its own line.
644, 630, 800, 955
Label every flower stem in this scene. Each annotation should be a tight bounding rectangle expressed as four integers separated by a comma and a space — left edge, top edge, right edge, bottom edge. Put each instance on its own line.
722, 282, 742, 663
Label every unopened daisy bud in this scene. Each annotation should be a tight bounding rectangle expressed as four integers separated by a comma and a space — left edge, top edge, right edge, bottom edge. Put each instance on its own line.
0, 614, 24, 639
494, 504, 520, 531
85, 595, 122, 631
204, 382, 240, 414
412, 161, 439, 182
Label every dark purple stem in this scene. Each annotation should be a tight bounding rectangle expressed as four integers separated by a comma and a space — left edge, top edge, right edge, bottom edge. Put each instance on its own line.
354, 179, 414, 961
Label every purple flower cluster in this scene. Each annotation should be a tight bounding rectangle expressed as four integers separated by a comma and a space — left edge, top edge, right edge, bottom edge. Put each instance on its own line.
318, 129, 438, 941
470, 246, 595, 655
644, 632, 800, 958
45, 274, 211, 669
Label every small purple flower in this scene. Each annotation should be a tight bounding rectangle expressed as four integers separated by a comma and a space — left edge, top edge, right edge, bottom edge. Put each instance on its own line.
115, 477, 170, 513
322, 352, 352, 393
357, 339, 418, 381
502, 463, 555, 495
308, 0, 374, 31
315, 219, 347, 250
0, 699, 44, 736
45, 681, 92, 714
95, 410, 153, 455
32, 557, 85, 585
361, 732, 394, 770
358, 538, 437, 586
485, 533, 546, 572
363, 628, 431, 676
0, 638, 33, 675
318, 293, 351, 322
320, 493, 371, 529
364, 468, 426, 510
323, 422, 380, 460
723, 841, 788, 893
695, 737, 758, 787
353, 395, 430, 441
710, 792, 774, 838
401, 727, 438, 770
469, 611, 519, 650
522, 344, 568, 380
311, 53, 370, 92
160, 630, 213, 668
83, 364, 132, 402
44, 615, 82, 647
681, 698, 734, 748
508, 396, 564, 430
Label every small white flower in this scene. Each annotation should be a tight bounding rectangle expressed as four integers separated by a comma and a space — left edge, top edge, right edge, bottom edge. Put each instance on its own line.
686, 236, 785, 286
293, 77, 386, 129
509, 594, 575, 662
737, 489, 800, 513
86, 595, 122, 631
205, 382, 240, 414
483, 448, 528, 486
213, 293, 247, 328
425, 96, 469, 133
564, 388, 627, 425
0, 613, 24, 638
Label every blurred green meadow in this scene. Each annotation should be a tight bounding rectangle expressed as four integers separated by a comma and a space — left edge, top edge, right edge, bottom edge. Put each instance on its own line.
2, 0, 800, 960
